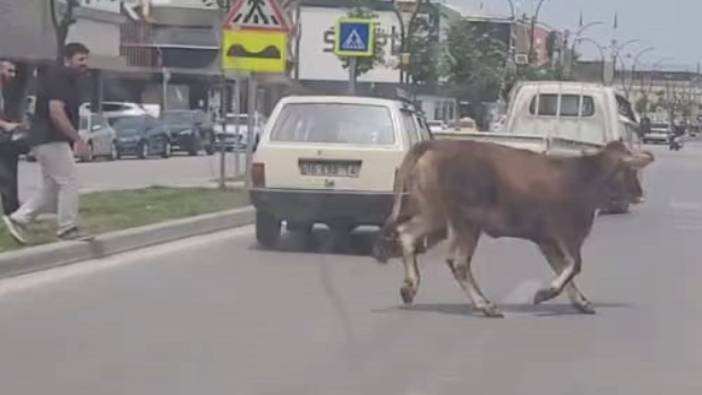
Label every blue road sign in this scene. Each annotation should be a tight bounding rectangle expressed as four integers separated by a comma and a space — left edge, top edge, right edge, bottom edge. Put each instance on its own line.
334, 18, 375, 57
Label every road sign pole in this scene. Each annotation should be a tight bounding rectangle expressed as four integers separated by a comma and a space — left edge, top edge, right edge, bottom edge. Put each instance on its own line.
234, 76, 241, 178
349, 57, 357, 95
218, 78, 228, 190
245, 73, 256, 189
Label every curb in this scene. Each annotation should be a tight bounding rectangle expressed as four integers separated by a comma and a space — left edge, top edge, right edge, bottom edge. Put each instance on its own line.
0, 206, 255, 279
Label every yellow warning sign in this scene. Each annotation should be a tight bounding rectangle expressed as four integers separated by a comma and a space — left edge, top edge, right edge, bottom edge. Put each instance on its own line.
221, 29, 288, 73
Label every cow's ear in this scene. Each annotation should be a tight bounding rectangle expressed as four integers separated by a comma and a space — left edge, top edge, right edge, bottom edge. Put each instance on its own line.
623, 151, 655, 169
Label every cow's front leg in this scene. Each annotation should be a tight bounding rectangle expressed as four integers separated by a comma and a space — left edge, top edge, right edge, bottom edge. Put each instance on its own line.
397, 217, 434, 305
538, 242, 595, 314
535, 241, 582, 305
446, 224, 502, 318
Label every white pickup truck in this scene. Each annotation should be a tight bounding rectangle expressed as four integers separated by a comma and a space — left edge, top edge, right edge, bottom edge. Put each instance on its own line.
433, 81, 644, 211
434, 81, 642, 155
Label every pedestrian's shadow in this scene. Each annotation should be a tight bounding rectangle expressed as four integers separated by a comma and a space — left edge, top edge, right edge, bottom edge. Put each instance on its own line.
375, 302, 632, 318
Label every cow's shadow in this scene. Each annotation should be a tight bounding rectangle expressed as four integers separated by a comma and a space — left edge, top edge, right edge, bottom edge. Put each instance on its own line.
377, 302, 631, 318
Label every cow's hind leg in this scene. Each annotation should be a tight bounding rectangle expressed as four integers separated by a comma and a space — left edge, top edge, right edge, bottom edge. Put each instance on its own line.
445, 223, 502, 318
396, 215, 438, 305
538, 243, 595, 314
534, 240, 583, 305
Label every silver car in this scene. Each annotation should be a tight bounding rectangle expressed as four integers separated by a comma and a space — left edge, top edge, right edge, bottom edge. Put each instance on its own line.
78, 113, 118, 162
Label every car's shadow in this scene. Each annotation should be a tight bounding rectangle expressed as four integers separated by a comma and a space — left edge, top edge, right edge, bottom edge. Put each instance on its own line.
374, 302, 632, 318
252, 228, 379, 257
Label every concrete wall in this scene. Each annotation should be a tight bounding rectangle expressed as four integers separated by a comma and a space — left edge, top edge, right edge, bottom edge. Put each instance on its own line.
0, 0, 57, 61
67, 18, 122, 57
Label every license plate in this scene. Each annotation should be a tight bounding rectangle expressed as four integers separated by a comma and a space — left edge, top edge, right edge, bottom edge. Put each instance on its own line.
299, 160, 361, 178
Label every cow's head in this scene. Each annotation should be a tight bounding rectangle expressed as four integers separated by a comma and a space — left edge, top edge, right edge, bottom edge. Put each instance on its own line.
372, 227, 402, 264
598, 140, 655, 205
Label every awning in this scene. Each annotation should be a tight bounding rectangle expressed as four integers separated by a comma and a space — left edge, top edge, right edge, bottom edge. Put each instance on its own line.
152, 26, 220, 50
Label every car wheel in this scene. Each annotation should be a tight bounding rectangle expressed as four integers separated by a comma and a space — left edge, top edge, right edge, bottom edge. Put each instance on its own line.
161, 139, 172, 158
138, 141, 149, 159
204, 134, 216, 155
109, 141, 119, 161
256, 210, 281, 248
82, 142, 94, 163
287, 221, 313, 235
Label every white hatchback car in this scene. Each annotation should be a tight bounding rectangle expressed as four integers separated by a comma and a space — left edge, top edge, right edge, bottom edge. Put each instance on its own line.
249, 95, 432, 247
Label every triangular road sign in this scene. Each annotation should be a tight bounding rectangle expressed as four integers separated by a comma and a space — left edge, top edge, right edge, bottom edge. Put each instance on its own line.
342, 29, 366, 50
223, 0, 292, 32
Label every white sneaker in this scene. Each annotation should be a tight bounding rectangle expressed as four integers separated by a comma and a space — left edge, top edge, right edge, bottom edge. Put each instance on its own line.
3, 215, 28, 245
57, 227, 94, 242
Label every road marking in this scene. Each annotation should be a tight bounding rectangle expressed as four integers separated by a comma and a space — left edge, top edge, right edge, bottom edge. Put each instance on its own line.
0, 226, 253, 297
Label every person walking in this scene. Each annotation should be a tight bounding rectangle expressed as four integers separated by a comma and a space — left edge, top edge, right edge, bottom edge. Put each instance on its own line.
0, 60, 23, 217
3, 43, 93, 244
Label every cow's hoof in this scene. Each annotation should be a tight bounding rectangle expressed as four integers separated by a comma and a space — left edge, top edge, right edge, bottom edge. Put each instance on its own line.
534, 287, 559, 304
400, 285, 416, 305
478, 303, 504, 318
574, 301, 596, 315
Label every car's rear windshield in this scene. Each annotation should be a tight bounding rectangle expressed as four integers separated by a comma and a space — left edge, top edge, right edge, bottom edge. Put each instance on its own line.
269, 103, 395, 145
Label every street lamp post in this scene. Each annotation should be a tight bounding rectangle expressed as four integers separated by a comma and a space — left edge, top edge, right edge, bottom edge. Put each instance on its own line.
390, 0, 406, 84
619, 46, 655, 100
641, 56, 673, 116
569, 21, 604, 78
575, 37, 607, 84
608, 38, 641, 86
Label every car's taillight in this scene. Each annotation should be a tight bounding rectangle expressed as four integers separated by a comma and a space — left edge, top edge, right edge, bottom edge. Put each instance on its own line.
252, 163, 266, 188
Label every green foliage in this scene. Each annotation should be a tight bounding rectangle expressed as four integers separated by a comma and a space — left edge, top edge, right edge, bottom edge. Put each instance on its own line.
444, 20, 507, 101
406, 11, 440, 86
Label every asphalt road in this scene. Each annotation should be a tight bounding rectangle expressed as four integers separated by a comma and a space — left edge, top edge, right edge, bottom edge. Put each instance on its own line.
1, 143, 701, 394
18, 152, 247, 199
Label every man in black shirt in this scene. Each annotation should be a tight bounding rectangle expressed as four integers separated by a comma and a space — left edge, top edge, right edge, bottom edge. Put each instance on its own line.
0, 60, 23, 216
3, 43, 93, 244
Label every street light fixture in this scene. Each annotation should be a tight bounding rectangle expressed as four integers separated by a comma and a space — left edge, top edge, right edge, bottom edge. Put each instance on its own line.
576, 37, 607, 84
621, 46, 655, 99
569, 21, 603, 78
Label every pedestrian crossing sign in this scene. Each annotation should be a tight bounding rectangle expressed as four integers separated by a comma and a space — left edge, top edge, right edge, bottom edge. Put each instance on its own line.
223, 0, 292, 32
334, 18, 375, 57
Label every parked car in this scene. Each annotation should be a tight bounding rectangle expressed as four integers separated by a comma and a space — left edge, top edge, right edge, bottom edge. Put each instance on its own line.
162, 110, 216, 155
643, 122, 673, 145
108, 115, 172, 159
213, 113, 266, 151
426, 120, 447, 134
249, 95, 432, 248
78, 113, 117, 162
434, 117, 478, 138
80, 101, 160, 118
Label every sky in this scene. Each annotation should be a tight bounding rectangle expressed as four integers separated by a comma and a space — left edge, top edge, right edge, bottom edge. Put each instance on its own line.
452, 0, 699, 70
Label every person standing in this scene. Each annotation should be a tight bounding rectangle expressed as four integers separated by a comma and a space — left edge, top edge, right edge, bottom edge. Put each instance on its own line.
0, 60, 23, 217
3, 43, 93, 244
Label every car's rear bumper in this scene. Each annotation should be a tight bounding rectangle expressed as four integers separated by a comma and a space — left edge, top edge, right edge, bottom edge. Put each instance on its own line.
250, 188, 394, 226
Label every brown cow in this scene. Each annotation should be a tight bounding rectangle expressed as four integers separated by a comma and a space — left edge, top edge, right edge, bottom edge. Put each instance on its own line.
373, 139, 654, 318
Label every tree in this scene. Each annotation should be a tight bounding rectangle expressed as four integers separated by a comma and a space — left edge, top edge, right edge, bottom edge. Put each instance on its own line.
405, 10, 440, 86
444, 21, 506, 103
336, 0, 386, 79
50, 0, 81, 63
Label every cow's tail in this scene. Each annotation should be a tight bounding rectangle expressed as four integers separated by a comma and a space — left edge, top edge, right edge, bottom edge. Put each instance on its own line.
373, 141, 432, 263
